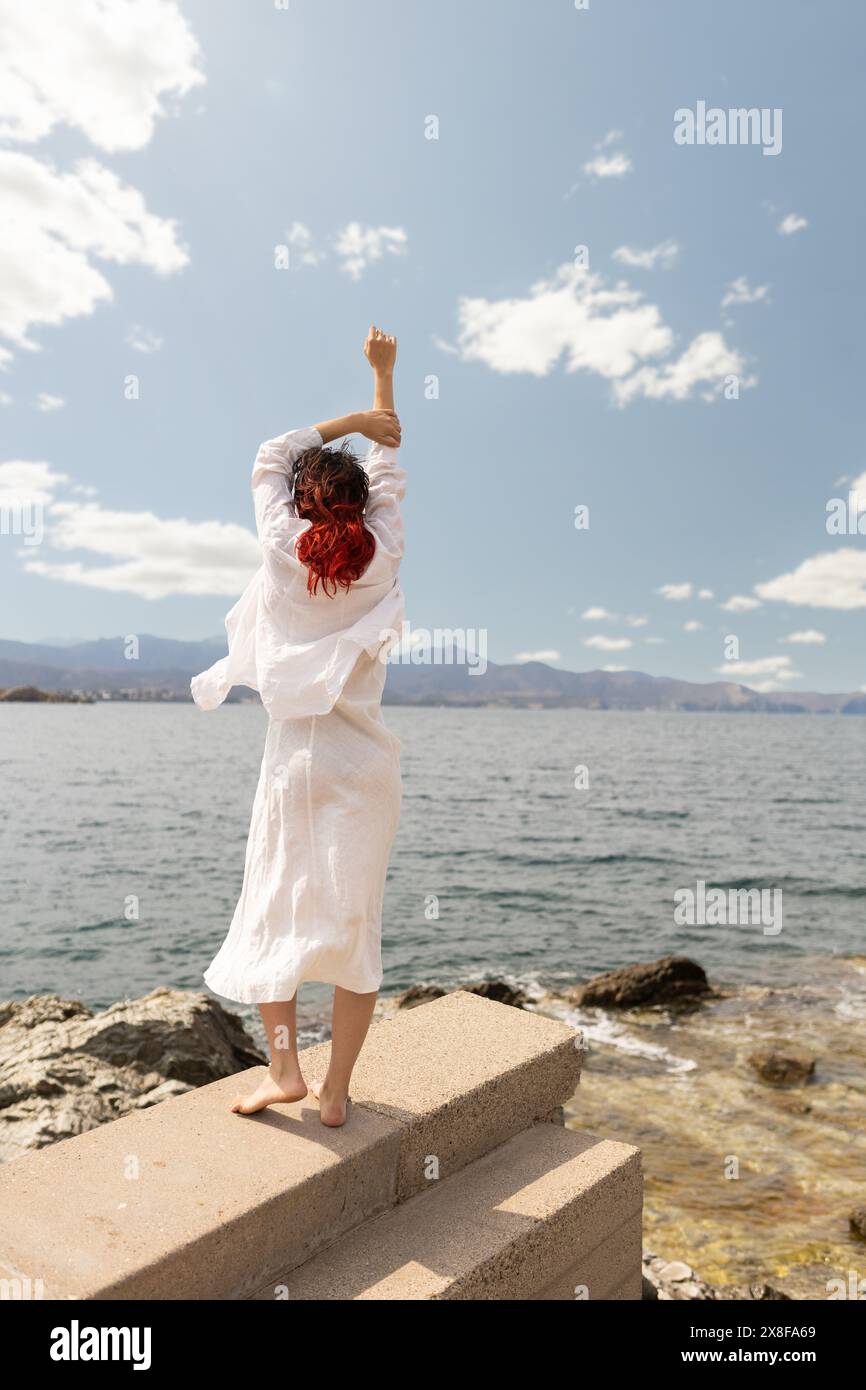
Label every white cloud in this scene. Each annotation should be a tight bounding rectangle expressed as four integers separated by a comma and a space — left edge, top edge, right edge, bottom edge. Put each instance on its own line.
0, 2, 200, 361
779, 630, 826, 645
584, 151, 632, 179
0, 391, 12, 405
513, 649, 560, 663
452, 263, 747, 408
847, 469, 866, 508
21, 498, 260, 599
0, 0, 204, 152
125, 325, 164, 353
778, 212, 808, 236
4, 457, 260, 599
334, 222, 407, 280
683, 620, 703, 632
581, 605, 616, 620
614, 330, 753, 405
721, 276, 770, 309
613, 240, 680, 271
0, 459, 69, 506
286, 221, 325, 268
755, 549, 866, 610
698, 588, 714, 599
716, 655, 801, 691
584, 635, 632, 652
0, 151, 188, 356
658, 582, 692, 601
601, 665, 628, 672
719, 594, 762, 612
34, 392, 65, 412
626, 614, 648, 627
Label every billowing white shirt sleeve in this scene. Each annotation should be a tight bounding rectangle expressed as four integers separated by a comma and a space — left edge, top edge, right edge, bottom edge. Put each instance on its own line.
251, 425, 322, 566
363, 442, 406, 560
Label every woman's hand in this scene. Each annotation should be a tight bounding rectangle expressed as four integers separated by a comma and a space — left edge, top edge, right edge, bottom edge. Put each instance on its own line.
364, 325, 397, 374
357, 408, 401, 448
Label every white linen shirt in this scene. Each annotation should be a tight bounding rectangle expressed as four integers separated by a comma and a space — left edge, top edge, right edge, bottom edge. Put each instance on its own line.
191, 426, 406, 719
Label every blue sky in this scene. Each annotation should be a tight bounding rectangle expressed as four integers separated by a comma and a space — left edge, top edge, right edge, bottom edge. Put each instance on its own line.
1, 0, 864, 692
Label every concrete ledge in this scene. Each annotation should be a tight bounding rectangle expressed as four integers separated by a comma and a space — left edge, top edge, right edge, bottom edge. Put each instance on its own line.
254, 1124, 641, 1301
302, 991, 583, 1200
0, 992, 583, 1300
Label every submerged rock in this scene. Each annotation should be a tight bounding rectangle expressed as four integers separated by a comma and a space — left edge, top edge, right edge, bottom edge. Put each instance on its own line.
849, 1206, 866, 1240
572, 955, 711, 1009
747, 1048, 816, 1086
0, 987, 265, 1162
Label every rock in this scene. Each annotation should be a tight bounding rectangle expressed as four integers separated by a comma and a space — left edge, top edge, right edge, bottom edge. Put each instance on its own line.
641, 1250, 791, 1301
849, 1206, 866, 1240
572, 956, 710, 1009
392, 980, 526, 1010
392, 984, 447, 1010
747, 1048, 816, 1086
461, 980, 527, 1008
0, 987, 266, 1162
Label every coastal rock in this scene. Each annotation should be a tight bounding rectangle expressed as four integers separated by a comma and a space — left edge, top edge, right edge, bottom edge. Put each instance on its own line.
747, 1048, 816, 1086
572, 955, 710, 1009
393, 980, 526, 1010
392, 984, 447, 1009
849, 1206, 866, 1240
462, 980, 527, 1008
0, 987, 265, 1162
642, 1251, 791, 1301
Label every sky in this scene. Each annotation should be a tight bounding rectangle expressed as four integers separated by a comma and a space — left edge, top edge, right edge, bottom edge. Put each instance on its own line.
1, 0, 865, 693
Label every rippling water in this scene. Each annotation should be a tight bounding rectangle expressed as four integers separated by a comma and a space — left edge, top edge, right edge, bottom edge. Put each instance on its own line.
1, 704, 864, 1015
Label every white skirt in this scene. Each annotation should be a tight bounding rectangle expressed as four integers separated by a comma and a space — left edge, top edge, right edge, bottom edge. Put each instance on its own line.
204, 675, 402, 1004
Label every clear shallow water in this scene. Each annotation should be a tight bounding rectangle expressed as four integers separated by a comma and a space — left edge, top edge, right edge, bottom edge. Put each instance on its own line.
0, 705, 864, 1017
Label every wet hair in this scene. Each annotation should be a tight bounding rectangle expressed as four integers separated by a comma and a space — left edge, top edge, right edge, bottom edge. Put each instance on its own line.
290, 441, 376, 597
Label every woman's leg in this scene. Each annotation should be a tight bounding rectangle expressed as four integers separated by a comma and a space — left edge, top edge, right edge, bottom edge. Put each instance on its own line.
313, 986, 377, 1126
230, 997, 308, 1114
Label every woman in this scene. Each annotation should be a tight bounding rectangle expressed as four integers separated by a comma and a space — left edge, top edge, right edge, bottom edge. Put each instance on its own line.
192, 326, 405, 1126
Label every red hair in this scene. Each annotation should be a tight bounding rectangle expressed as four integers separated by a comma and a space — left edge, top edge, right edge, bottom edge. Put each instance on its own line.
291, 442, 375, 597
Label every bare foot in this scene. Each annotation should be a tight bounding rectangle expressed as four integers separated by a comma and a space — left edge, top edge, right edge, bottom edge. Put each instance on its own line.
310, 1079, 351, 1127
230, 1068, 307, 1115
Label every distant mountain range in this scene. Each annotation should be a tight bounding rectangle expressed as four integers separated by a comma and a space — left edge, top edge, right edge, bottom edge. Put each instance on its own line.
1, 635, 864, 714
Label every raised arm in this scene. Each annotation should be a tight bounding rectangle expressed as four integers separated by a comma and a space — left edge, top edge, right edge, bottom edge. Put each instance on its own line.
360, 326, 406, 559
314, 410, 401, 447
364, 324, 398, 415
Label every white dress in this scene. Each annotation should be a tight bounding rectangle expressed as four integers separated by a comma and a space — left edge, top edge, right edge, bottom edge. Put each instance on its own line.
191, 426, 406, 1003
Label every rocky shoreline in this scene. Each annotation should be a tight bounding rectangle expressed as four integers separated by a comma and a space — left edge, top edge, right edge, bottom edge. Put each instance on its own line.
2, 955, 863, 1300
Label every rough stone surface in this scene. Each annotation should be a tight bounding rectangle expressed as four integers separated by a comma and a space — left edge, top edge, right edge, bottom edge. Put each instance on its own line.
302, 990, 582, 1200
571, 956, 710, 1009
256, 1124, 642, 1301
0, 988, 265, 1162
747, 1048, 816, 1086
